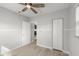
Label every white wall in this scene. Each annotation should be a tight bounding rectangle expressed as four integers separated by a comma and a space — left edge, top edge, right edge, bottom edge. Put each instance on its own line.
0, 7, 30, 49
31, 4, 79, 56
31, 8, 70, 51
68, 4, 79, 56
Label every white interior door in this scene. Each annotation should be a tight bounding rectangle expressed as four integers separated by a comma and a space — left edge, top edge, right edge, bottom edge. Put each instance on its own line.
53, 19, 63, 50
22, 21, 31, 46
53, 20, 58, 49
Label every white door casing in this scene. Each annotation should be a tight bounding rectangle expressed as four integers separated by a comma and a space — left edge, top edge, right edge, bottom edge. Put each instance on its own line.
53, 19, 63, 50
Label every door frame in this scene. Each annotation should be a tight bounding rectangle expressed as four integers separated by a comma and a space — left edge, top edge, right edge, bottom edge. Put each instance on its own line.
52, 18, 64, 51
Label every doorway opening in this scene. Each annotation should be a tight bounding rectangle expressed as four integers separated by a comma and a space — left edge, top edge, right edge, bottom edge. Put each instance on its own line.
33, 24, 37, 44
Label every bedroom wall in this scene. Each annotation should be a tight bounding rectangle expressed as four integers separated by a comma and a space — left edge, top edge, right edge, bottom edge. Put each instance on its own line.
31, 8, 70, 52
68, 3, 79, 56
0, 7, 30, 49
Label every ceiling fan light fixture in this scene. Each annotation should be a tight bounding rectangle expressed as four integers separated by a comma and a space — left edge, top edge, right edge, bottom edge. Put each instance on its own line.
19, 3, 45, 14
26, 5, 31, 9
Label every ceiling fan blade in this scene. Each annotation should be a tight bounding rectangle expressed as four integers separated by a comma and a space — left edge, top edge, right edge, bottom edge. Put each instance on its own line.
19, 3, 27, 5
22, 7, 28, 12
30, 7, 38, 14
28, 3, 32, 6
31, 3, 45, 8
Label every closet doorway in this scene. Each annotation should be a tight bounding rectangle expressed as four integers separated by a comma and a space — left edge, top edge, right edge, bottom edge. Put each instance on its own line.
53, 19, 63, 51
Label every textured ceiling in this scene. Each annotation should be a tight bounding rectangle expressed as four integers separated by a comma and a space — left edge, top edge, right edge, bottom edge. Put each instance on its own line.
0, 3, 73, 17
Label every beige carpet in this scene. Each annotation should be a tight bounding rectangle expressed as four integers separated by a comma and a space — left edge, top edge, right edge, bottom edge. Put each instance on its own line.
1, 42, 64, 56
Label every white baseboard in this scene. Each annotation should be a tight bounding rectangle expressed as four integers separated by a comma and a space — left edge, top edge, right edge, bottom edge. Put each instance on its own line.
37, 43, 53, 49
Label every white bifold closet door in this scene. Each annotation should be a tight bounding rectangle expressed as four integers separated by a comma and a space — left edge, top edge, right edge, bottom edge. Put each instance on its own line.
53, 19, 63, 50
22, 21, 31, 46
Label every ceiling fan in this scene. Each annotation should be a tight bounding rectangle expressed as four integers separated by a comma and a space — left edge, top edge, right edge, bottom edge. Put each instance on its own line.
18, 3, 45, 14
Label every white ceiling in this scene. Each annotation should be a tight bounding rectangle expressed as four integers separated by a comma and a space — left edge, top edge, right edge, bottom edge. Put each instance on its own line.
0, 3, 73, 18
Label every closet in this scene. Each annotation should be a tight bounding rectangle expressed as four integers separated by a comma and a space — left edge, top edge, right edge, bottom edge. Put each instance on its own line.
53, 19, 63, 50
